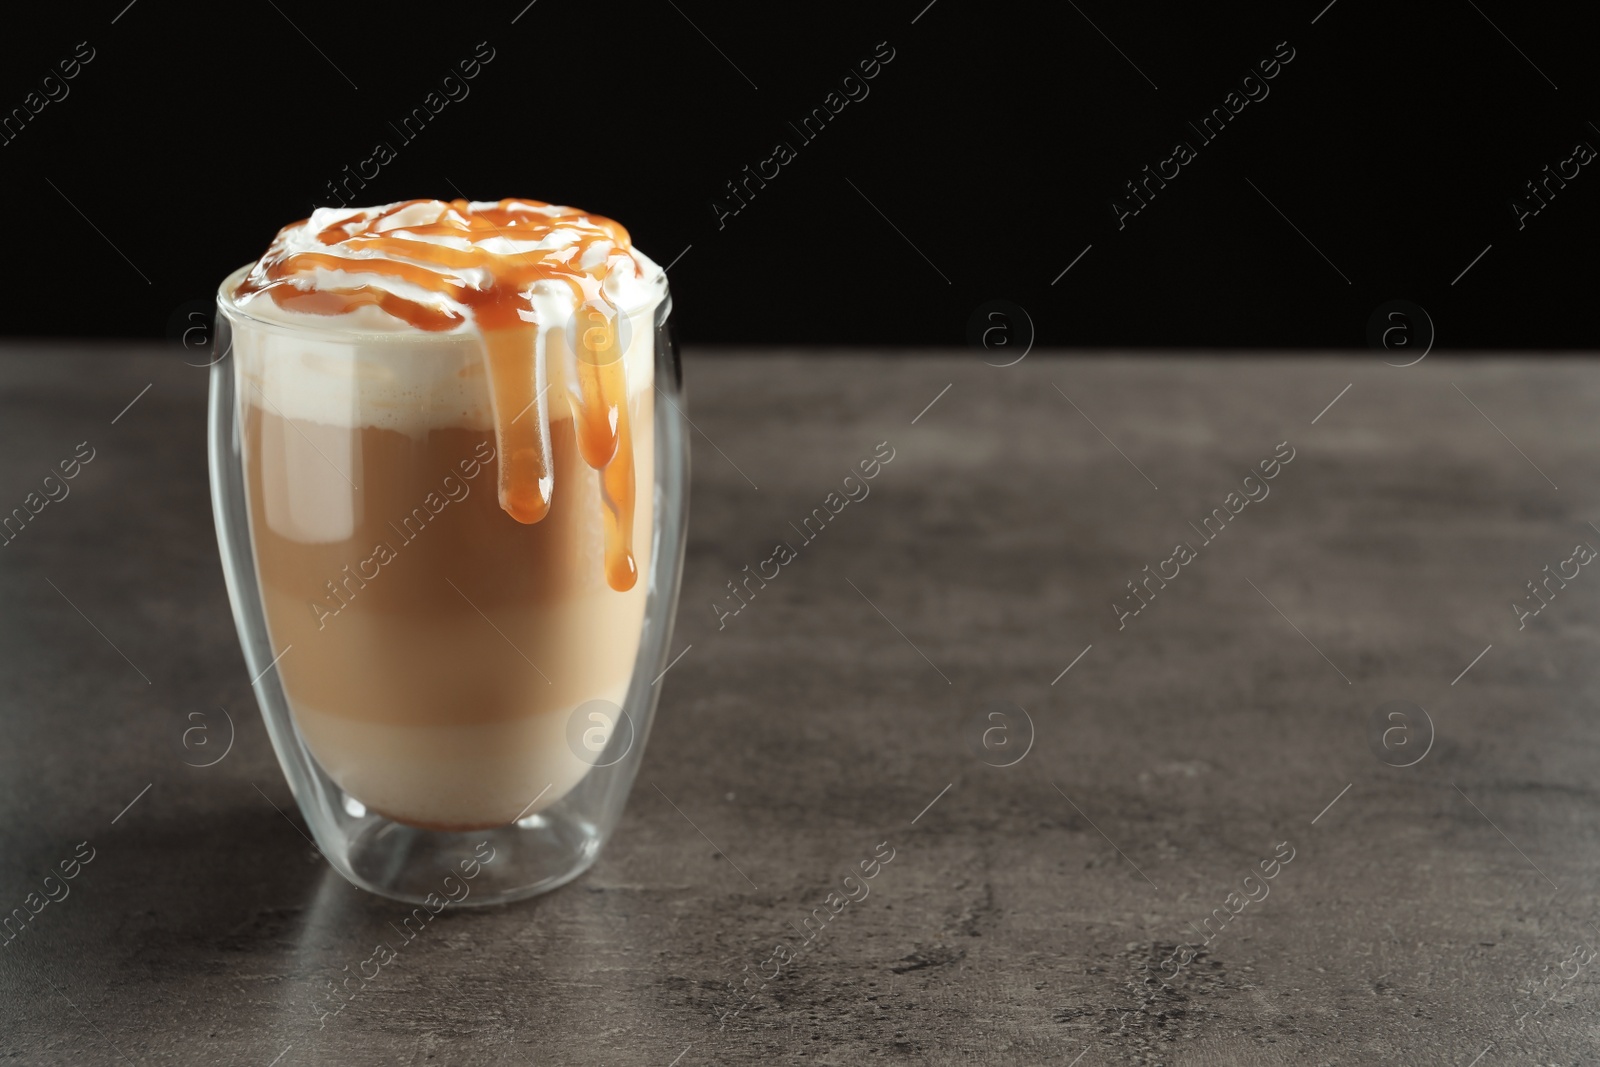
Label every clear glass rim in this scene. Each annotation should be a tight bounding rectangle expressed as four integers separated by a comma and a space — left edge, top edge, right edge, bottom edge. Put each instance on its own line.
215, 262, 670, 346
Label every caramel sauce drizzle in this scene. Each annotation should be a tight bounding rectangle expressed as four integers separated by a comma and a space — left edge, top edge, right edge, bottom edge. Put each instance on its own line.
236, 199, 646, 590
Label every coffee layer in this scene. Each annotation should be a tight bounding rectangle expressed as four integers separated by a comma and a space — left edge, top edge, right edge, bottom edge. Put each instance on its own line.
243, 406, 653, 828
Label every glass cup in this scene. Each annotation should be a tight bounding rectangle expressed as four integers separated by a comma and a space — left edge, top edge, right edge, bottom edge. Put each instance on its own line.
208, 265, 687, 905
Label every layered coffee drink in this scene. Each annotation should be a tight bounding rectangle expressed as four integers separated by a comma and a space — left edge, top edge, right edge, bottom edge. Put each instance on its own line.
223, 199, 666, 831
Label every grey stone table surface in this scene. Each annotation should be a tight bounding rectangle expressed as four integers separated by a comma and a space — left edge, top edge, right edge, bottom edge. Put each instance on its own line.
2, 346, 1598, 1067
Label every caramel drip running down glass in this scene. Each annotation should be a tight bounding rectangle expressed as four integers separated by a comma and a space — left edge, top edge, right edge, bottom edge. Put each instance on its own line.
209, 199, 688, 905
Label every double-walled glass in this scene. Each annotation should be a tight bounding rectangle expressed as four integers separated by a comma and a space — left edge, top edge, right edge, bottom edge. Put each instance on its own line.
208, 266, 687, 905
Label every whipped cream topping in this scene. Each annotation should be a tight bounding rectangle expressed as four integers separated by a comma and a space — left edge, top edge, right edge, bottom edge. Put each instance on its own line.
232, 199, 663, 333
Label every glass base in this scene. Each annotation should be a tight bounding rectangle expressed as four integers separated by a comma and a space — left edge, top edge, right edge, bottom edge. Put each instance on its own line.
341, 801, 604, 907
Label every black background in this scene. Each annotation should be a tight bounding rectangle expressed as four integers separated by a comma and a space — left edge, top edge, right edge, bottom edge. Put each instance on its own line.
2, 0, 1593, 348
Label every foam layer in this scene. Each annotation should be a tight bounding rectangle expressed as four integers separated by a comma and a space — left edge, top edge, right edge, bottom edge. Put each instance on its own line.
224, 265, 657, 435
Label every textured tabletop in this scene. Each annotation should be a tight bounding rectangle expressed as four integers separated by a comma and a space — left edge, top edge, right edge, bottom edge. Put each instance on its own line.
2, 347, 1597, 1066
